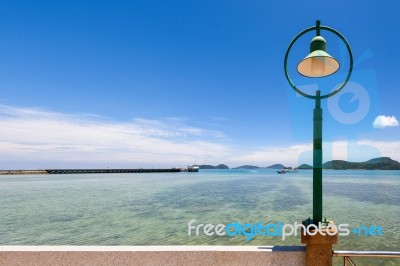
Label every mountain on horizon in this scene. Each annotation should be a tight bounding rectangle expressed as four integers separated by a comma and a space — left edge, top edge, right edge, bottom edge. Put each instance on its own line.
297, 164, 313, 169
198, 164, 229, 169
232, 164, 287, 169
198, 157, 400, 170
265, 164, 286, 169
322, 157, 400, 170
232, 165, 260, 169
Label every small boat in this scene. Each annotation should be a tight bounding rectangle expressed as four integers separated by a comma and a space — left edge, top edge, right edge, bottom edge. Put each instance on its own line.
278, 168, 298, 174
187, 166, 199, 172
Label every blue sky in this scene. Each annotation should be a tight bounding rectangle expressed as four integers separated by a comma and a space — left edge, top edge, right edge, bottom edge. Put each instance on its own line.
0, 0, 399, 168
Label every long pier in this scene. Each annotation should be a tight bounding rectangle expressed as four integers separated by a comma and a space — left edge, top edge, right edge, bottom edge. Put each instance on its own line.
0, 167, 199, 175
45, 168, 182, 174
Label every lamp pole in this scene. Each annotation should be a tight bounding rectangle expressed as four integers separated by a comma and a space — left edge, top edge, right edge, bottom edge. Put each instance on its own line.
313, 90, 322, 224
284, 20, 353, 225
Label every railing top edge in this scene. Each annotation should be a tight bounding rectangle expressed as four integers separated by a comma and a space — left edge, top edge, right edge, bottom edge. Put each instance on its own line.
0, 246, 306, 252
333, 250, 400, 258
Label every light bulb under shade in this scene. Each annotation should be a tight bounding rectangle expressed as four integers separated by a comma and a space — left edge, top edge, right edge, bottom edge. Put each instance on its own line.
297, 50, 340, 78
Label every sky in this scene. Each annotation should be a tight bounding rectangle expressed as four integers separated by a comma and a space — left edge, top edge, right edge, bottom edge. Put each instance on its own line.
0, 0, 399, 169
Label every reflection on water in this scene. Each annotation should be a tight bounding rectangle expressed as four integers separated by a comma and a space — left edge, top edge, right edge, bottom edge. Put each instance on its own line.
0, 169, 399, 254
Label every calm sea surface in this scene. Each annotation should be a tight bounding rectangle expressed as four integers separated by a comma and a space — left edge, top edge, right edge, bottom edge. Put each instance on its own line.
1, 169, 399, 253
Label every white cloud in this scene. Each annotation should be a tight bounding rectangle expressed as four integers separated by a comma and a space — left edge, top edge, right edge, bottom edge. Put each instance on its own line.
358, 139, 400, 161
225, 139, 400, 167
0, 105, 230, 169
373, 115, 399, 128
1, 105, 399, 169
226, 144, 312, 167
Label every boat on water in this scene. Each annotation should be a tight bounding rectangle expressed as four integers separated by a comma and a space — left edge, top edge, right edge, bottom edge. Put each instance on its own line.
277, 168, 298, 174
187, 166, 199, 172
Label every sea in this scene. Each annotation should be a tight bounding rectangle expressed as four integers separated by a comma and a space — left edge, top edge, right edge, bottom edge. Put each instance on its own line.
0, 169, 399, 264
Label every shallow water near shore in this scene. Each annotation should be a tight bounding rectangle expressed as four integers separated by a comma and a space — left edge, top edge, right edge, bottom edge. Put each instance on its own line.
0, 169, 399, 257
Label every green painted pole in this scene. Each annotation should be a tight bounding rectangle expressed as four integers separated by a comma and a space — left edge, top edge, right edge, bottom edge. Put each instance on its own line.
284, 20, 353, 226
313, 90, 323, 224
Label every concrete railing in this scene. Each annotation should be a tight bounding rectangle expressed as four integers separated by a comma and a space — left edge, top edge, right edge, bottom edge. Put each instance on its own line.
0, 246, 306, 266
333, 250, 400, 266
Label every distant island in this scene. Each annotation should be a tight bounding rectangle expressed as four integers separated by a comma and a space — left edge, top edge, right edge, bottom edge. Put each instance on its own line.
197, 164, 229, 169
297, 164, 313, 169
266, 164, 287, 169
232, 165, 259, 169
232, 164, 286, 169
204, 157, 400, 170
322, 157, 400, 170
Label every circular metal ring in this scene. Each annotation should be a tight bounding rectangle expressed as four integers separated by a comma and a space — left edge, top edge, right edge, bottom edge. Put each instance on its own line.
284, 25, 353, 99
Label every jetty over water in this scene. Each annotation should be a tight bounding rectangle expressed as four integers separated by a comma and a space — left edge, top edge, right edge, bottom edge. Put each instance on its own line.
45, 168, 182, 174
0, 167, 199, 175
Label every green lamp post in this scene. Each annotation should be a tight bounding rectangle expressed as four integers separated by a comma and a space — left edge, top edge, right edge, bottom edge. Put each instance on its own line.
284, 20, 353, 225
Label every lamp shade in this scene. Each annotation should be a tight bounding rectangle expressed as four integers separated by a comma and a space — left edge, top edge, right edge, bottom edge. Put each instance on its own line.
297, 36, 339, 78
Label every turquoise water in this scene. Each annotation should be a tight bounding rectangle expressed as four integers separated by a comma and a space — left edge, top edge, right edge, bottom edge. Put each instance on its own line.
0, 169, 399, 253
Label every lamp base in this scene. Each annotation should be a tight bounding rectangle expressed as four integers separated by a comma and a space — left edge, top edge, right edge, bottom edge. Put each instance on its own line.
301, 220, 339, 266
